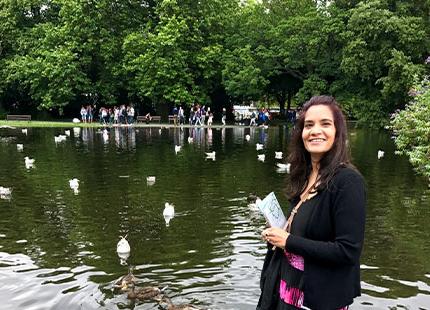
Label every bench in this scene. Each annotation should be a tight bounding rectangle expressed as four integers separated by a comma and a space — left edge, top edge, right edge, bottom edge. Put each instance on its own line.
168, 115, 177, 124
136, 115, 161, 123
6, 114, 31, 121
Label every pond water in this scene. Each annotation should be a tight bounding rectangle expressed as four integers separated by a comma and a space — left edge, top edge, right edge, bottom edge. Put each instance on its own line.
0, 125, 429, 310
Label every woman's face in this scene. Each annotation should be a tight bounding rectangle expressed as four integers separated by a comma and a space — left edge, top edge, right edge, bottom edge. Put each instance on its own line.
302, 105, 336, 162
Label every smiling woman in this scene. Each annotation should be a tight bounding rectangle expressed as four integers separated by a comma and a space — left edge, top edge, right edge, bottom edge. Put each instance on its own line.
258, 96, 366, 310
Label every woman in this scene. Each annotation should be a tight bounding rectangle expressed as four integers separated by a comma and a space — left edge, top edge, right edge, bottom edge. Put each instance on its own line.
258, 95, 366, 309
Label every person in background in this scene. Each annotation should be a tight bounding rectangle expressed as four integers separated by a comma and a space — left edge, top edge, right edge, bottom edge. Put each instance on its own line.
257, 95, 366, 310
87, 105, 93, 123
80, 106, 87, 123
145, 112, 152, 124
172, 106, 178, 126
207, 112, 213, 127
128, 105, 135, 125
178, 106, 185, 125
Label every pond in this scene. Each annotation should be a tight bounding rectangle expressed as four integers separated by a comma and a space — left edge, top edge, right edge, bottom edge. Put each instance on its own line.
0, 125, 429, 309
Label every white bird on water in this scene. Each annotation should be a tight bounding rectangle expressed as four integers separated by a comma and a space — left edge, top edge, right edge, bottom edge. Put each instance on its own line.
276, 162, 291, 173
54, 135, 66, 143
205, 151, 216, 160
256, 143, 264, 151
117, 236, 131, 264
257, 154, 265, 162
163, 202, 175, 226
17, 144, 23, 152
69, 178, 79, 189
245, 134, 251, 141
24, 156, 35, 168
69, 178, 79, 195
377, 150, 384, 159
175, 145, 181, 154
146, 176, 156, 185
117, 235, 131, 255
22, 128, 28, 135
0, 186, 12, 197
275, 151, 283, 159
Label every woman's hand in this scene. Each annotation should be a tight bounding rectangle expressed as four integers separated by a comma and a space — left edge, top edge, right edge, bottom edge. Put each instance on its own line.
261, 227, 290, 249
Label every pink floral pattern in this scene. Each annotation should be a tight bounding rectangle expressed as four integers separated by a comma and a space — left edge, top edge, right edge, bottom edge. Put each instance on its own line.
280, 250, 349, 309
284, 250, 304, 271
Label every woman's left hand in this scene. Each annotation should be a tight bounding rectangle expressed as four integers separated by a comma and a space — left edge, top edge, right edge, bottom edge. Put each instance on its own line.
261, 227, 290, 249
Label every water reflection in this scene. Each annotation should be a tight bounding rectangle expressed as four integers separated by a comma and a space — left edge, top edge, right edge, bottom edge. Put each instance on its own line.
0, 126, 429, 309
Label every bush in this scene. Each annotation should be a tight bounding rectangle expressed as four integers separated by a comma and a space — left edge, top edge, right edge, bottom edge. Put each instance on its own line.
390, 76, 430, 178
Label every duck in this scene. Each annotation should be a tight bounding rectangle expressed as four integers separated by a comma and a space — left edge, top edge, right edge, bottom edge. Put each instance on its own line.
72, 118, 80, 123
117, 235, 131, 255
247, 193, 260, 204
276, 162, 291, 173
163, 203, 175, 226
175, 145, 181, 154
22, 128, 28, 135
257, 154, 265, 162
256, 143, 264, 151
275, 151, 283, 159
127, 285, 166, 301
205, 151, 216, 160
114, 266, 138, 291
187, 136, 193, 143
54, 135, 67, 143
146, 176, 156, 183
377, 150, 384, 159
24, 156, 35, 166
16, 144, 23, 152
69, 178, 79, 190
247, 193, 261, 211
245, 134, 251, 141
0, 186, 12, 196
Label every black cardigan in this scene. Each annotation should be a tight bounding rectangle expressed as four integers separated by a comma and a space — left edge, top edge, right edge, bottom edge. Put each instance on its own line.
284, 167, 366, 309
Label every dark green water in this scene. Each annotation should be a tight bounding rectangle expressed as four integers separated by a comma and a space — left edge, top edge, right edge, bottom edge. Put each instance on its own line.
0, 126, 429, 309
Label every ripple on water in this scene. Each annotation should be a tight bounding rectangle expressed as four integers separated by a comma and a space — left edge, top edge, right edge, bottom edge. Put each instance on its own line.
0, 252, 107, 310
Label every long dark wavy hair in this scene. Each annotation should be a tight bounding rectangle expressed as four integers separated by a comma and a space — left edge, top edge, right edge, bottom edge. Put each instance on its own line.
288, 95, 354, 199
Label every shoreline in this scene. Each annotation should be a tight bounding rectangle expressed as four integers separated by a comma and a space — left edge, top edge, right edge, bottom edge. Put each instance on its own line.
0, 120, 285, 129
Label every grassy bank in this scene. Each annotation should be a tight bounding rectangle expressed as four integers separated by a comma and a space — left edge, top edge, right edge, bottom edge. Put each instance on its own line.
0, 120, 252, 128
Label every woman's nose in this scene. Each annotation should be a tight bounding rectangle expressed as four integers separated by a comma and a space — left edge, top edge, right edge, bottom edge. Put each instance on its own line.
310, 125, 322, 134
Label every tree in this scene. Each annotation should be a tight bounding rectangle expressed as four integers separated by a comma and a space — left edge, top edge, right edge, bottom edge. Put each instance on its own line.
391, 75, 430, 178
339, 0, 427, 125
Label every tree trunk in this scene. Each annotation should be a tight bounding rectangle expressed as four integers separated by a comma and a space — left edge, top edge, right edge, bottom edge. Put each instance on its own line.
276, 91, 287, 118
287, 91, 292, 111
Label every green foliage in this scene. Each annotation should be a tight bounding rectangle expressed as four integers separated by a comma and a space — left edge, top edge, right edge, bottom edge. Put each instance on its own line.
0, 0, 429, 126
391, 77, 430, 178
340, 0, 428, 120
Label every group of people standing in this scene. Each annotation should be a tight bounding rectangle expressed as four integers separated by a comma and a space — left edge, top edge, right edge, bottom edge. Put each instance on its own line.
80, 105, 135, 125
171, 104, 218, 126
